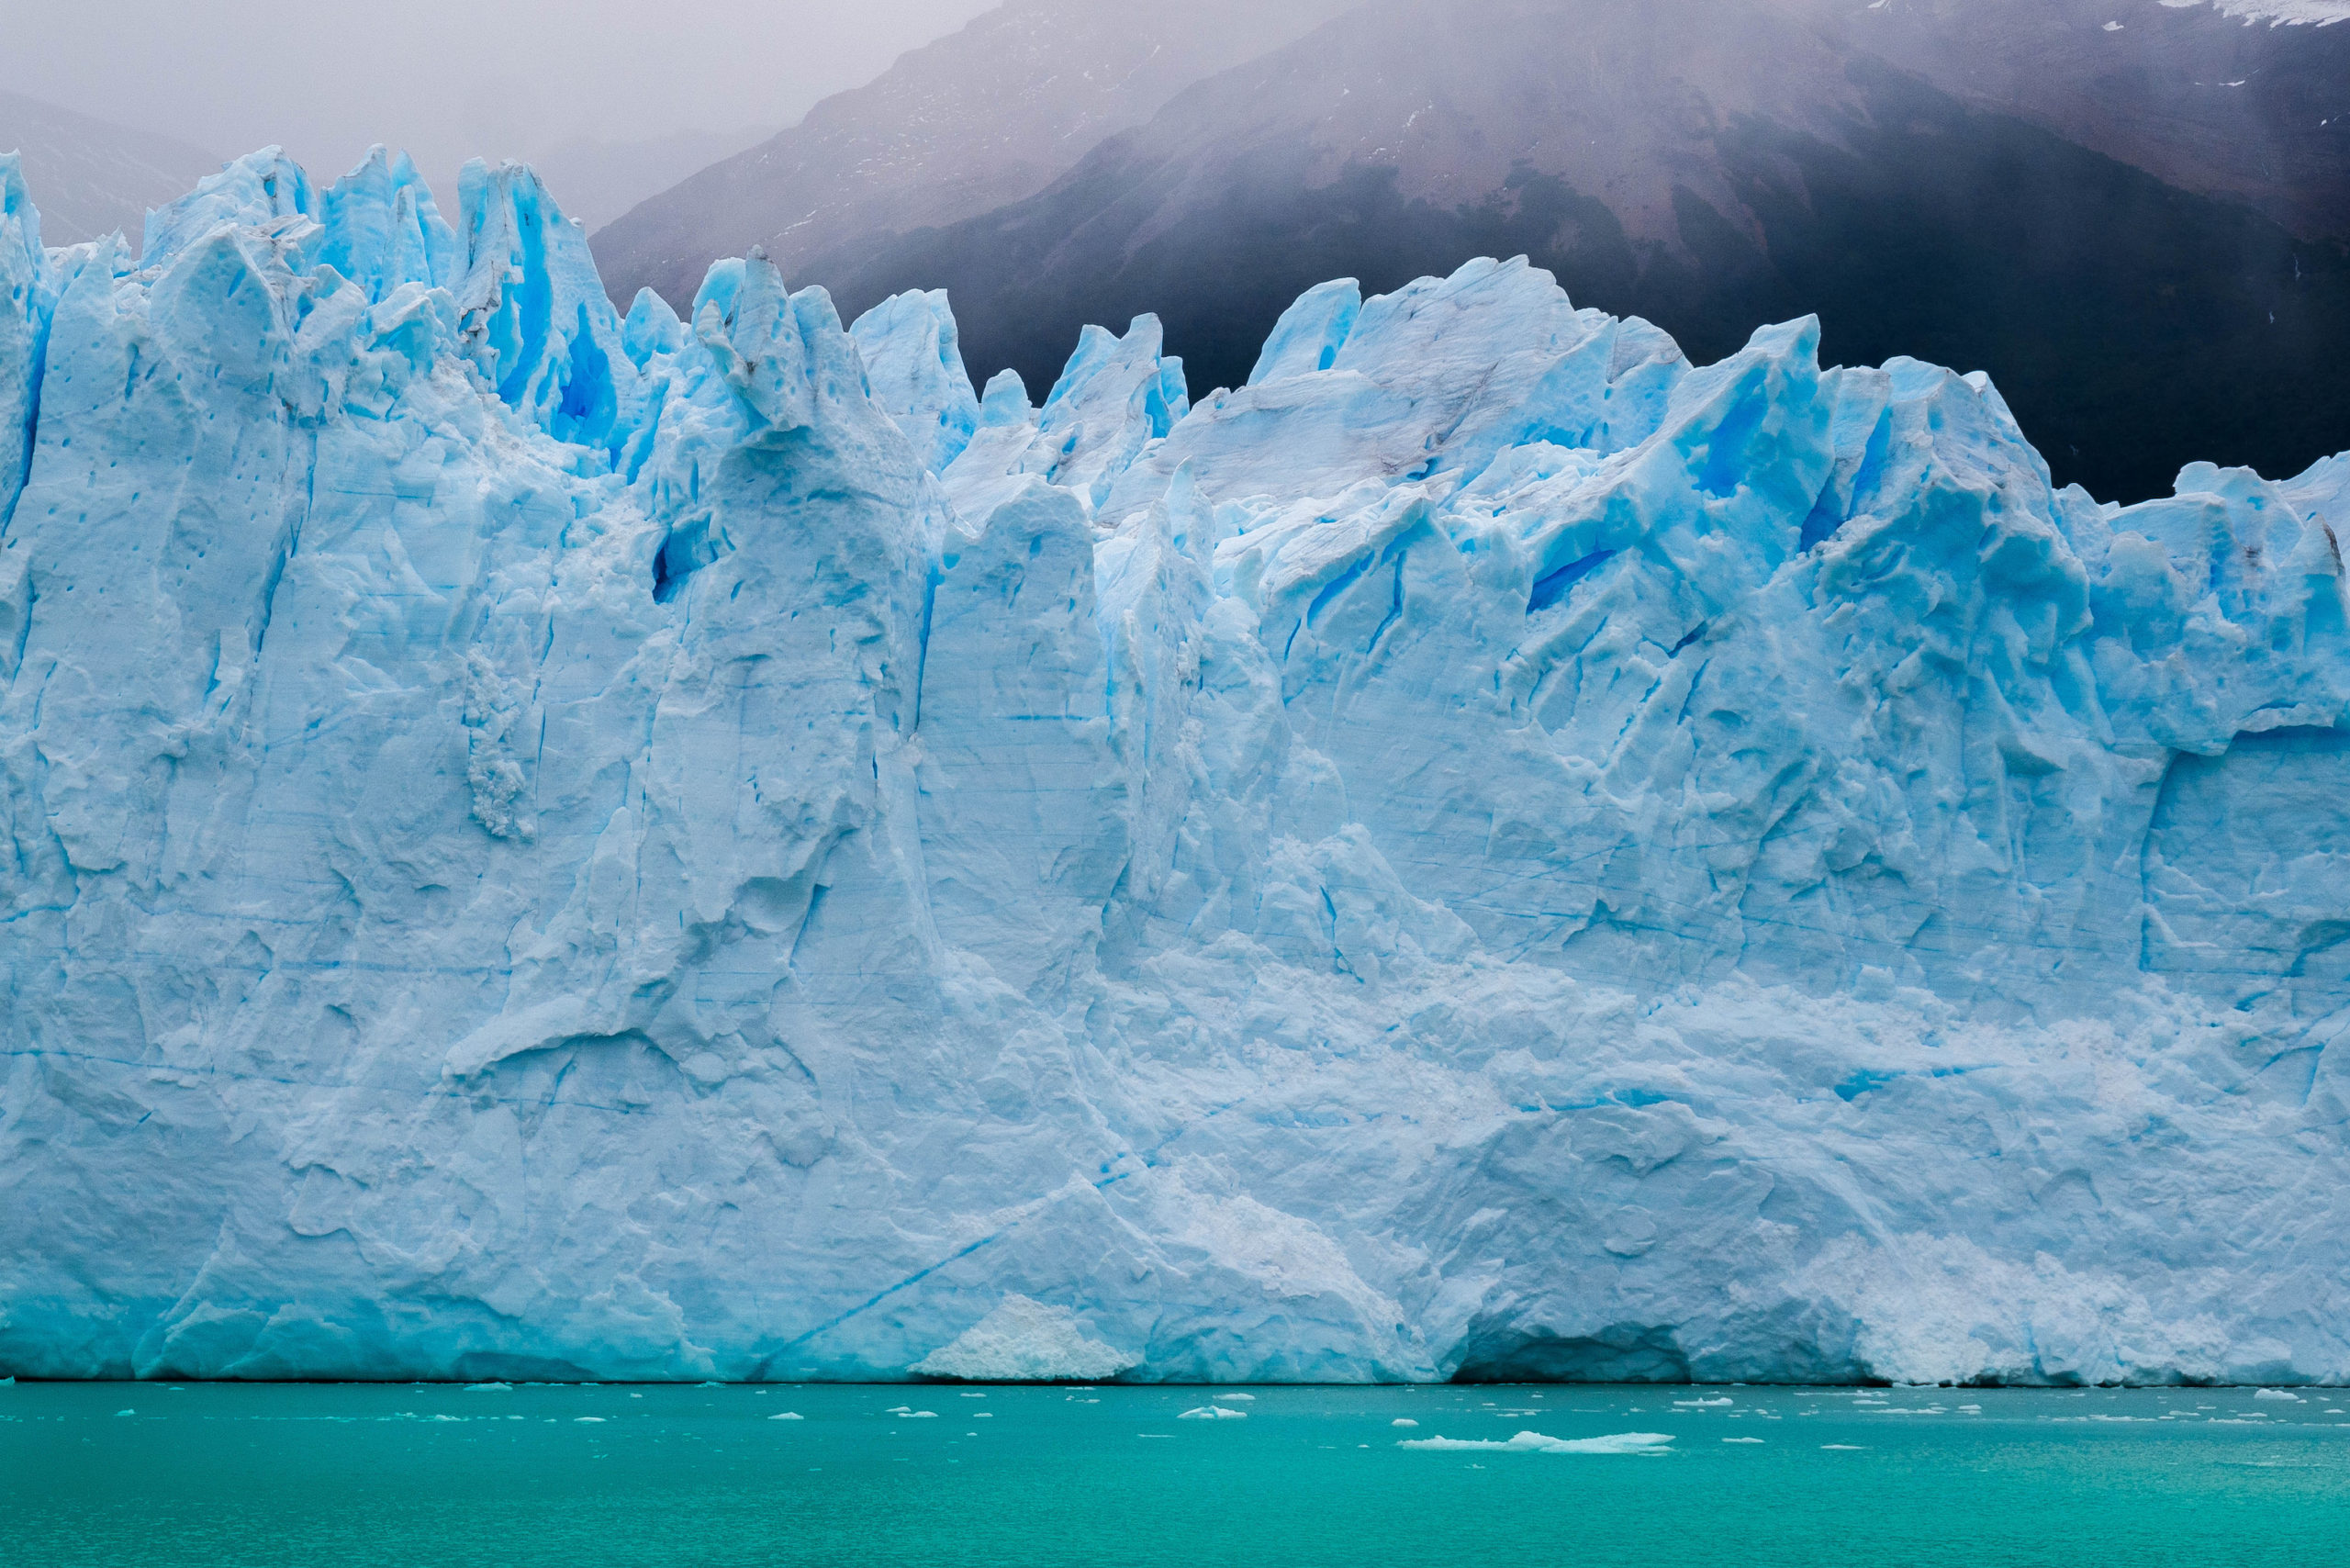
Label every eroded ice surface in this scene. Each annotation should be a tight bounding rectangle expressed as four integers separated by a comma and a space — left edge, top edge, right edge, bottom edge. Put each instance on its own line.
911, 1295, 1136, 1383
2, 147, 2347, 1385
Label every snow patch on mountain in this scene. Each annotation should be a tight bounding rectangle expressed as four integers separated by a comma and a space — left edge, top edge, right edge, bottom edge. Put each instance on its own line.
2169, 0, 2350, 24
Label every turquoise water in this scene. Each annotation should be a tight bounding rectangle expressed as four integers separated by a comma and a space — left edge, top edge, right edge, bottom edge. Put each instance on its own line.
4, 1382, 2345, 1567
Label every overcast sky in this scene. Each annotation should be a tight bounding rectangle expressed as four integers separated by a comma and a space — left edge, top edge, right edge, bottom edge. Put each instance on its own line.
2, 0, 1000, 186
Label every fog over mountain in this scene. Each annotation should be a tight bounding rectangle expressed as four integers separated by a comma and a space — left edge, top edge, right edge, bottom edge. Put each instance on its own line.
599, 0, 2350, 502
524, 125, 781, 232
593, 0, 1358, 304
1857, 0, 2350, 239
3, 0, 996, 214
0, 88, 219, 245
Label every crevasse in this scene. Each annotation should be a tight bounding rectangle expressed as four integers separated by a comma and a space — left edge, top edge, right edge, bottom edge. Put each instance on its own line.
2, 148, 2346, 1386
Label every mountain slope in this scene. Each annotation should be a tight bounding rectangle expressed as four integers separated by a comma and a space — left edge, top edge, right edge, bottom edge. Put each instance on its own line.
524, 125, 780, 233
792, 0, 2350, 501
0, 88, 221, 246
1850, 0, 2350, 242
590, 0, 1354, 308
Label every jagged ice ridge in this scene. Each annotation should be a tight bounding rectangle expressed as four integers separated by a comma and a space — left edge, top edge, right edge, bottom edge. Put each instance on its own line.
2, 146, 2347, 1385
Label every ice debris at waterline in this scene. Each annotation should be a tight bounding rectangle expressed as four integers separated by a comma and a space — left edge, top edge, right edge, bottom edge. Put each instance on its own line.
1, 145, 2348, 1386
911, 1295, 1136, 1383
1398, 1431, 1676, 1455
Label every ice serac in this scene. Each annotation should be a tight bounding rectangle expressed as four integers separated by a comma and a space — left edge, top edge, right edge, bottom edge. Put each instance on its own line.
453, 158, 633, 457
0, 153, 51, 543
315, 146, 461, 305
940, 366, 1040, 521
1013, 313, 1186, 508
850, 288, 980, 475
3, 151, 2349, 1389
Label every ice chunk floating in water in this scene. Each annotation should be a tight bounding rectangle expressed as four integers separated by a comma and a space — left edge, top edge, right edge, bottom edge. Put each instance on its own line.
3, 145, 2350, 1386
1398, 1431, 1676, 1454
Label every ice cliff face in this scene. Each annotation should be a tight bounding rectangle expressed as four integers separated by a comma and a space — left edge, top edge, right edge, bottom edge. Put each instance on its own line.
4, 147, 2348, 1386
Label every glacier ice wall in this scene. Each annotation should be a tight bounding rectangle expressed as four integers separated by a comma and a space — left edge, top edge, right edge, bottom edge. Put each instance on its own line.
3, 147, 2348, 1385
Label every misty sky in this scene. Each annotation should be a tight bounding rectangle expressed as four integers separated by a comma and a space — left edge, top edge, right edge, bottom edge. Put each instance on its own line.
3, 0, 999, 187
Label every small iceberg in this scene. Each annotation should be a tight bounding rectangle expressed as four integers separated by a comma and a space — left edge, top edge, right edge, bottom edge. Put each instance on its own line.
769, 1412, 804, 1421
463, 1383, 512, 1393
1673, 1397, 1732, 1408
1393, 1417, 1419, 1428
1399, 1430, 1673, 1454
2255, 1389, 2304, 1402
1214, 1393, 1256, 1403
1723, 1437, 1764, 1443
1178, 1406, 1248, 1420
575, 1417, 606, 1423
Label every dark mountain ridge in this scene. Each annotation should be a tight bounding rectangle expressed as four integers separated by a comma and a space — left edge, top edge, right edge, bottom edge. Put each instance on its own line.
1850, 0, 2350, 243
593, 0, 2350, 501
591, 0, 1356, 309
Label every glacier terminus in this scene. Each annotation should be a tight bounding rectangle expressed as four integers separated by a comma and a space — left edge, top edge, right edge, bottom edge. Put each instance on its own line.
2, 146, 2347, 1386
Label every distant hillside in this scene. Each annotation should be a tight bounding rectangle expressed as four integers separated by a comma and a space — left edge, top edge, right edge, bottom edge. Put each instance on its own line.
589, 0, 1355, 308
0, 88, 219, 246
1852, 0, 2350, 243
610, 0, 2337, 501
525, 126, 779, 233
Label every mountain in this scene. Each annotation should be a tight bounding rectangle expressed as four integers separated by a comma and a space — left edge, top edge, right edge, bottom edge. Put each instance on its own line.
1851, 0, 2350, 243
604, 0, 2350, 504
590, 0, 1357, 309
4, 150, 2348, 1384
520, 126, 782, 234
0, 88, 221, 246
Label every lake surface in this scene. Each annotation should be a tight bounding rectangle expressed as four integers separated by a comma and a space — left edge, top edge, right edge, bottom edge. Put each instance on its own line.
5, 1381, 2344, 1566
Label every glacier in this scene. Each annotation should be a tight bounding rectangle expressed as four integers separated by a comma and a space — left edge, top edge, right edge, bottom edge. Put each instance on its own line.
2, 144, 2347, 1386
